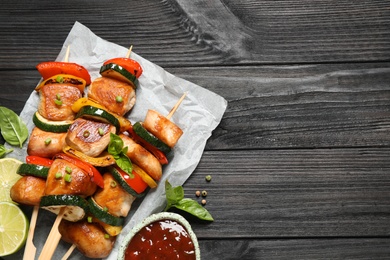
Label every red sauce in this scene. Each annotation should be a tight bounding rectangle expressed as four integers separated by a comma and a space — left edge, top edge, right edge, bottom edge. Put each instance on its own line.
125, 219, 196, 260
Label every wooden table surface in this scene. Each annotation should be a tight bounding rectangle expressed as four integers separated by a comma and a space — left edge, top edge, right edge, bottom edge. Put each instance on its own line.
1, 0, 390, 259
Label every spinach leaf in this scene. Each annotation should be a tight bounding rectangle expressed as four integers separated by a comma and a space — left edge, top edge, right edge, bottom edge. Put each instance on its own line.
108, 133, 133, 177
0, 106, 28, 148
164, 180, 214, 222
0, 144, 13, 158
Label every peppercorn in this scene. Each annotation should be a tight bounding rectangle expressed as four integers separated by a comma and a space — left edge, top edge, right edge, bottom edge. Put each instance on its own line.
205, 175, 212, 182
201, 190, 207, 197
195, 190, 201, 197
201, 199, 207, 205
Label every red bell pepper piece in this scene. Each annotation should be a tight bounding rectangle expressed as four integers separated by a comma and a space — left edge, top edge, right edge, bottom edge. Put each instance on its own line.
103, 58, 143, 78
115, 165, 148, 194
54, 153, 104, 188
25, 155, 53, 167
36, 61, 91, 85
127, 127, 168, 165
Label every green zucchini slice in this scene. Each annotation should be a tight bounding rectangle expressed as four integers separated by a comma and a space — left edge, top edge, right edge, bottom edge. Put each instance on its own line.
99, 63, 138, 88
17, 163, 50, 178
40, 195, 89, 222
132, 122, 171, 155
87, 197, 124, 226
75, 105, 120, 131
108, 166, 145, 198
33, 111, 72, 133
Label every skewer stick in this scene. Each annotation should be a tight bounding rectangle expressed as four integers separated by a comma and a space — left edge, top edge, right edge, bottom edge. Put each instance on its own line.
61, 243, 76, 260
22, 205, 39, 260
166, 92, 187, 120
38, 207, 66, 260
38, 47, 71, 260
64, 45, 70, 63
125, 45, 133, 58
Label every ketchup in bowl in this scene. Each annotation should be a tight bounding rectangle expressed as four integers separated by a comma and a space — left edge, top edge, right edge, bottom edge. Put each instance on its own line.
118, 212, 200, 260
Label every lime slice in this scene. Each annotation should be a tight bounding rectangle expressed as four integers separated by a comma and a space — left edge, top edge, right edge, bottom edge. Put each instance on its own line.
0, 202, 29, 256
0, 158, 23, 203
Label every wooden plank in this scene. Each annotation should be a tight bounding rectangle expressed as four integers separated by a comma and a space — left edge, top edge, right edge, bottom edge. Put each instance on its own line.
170, 63, 390, 149
185, 149, 390, 238
0, 0, 389, 68
1, 62, 390, 149
198, 238, 390, 259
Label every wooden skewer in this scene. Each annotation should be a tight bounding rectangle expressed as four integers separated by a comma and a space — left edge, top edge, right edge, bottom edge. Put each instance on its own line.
38, 47, 71, 260
22, 205, 39, 260
38, 207, 66, 260
167, 92, 187, 120
125, 45, 133, 58
61, 243, 76, 260
64, 45, 70, 62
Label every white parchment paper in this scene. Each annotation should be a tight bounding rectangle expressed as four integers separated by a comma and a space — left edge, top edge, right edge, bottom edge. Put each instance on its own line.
8, 21, 227, 259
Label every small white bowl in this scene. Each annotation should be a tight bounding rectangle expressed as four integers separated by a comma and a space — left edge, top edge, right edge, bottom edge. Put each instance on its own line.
118, 212, 200, 260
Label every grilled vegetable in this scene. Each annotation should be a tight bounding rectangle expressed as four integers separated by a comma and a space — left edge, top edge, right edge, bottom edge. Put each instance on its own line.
75, 106, 120, 132
40, 195, 89, 222
36, 61, 91, 85
17, 163, 50, 178
102, 57, 143, 78
88, 197, 124, 226
108, 166, 147, 198
33, 111, 72, 133
63, 146, 116, 167
99, 63, 138, 88
35, 73, 87, 93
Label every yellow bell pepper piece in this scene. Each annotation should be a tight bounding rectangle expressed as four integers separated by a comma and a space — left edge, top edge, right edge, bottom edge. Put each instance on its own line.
35, 73, 87, 93
133, 164, 158, 189
63, 146, 116, 167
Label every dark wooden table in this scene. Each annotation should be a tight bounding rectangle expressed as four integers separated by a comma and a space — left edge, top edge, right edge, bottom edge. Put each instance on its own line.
1, 1, 390, 259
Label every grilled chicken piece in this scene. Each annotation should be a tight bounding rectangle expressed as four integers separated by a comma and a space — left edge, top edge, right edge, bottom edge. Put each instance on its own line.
38, 83, 82, 121
59, 219, 116, 259
94, 173, 136, 217
45, 158, 97, 197
27, 127, 67, 158
88, 77, 136, 116
66, 118, 116, 157
143, 109, 183, 148
10, 176, 46, 206
120, 134, 162, 181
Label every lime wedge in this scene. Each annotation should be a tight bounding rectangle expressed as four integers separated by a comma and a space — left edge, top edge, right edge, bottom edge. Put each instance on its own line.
0, 202, 29, 256
0, 158, 23, 203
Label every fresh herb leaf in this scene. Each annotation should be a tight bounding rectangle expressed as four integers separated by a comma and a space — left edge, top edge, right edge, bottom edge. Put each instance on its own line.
108, 133, 124, 155
164, 180, 184, 210
164, 180, 214, 222
0, 144, 13, 158
0, 106, 28, 148
108, 133, 133, 177
115, 153, 133, 175
175, 198, 214, 221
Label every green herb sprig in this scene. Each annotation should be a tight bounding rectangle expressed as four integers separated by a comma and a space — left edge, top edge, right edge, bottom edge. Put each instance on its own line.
0, 144, 13, 158
0, 106, 28, 148
164, 180, 214, 222
108, 133, 133, 177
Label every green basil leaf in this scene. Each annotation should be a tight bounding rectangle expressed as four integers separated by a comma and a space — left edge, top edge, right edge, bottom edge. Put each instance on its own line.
0, 144, 13, 158
173, 198, 214, 221
108, 133, 124, 156
0, 106, 28, 148
164, 180, 184, 210
116, 154, 133, 177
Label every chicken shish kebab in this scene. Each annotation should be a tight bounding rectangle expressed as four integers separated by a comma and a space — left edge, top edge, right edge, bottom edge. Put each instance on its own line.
11, 54, 184, 259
